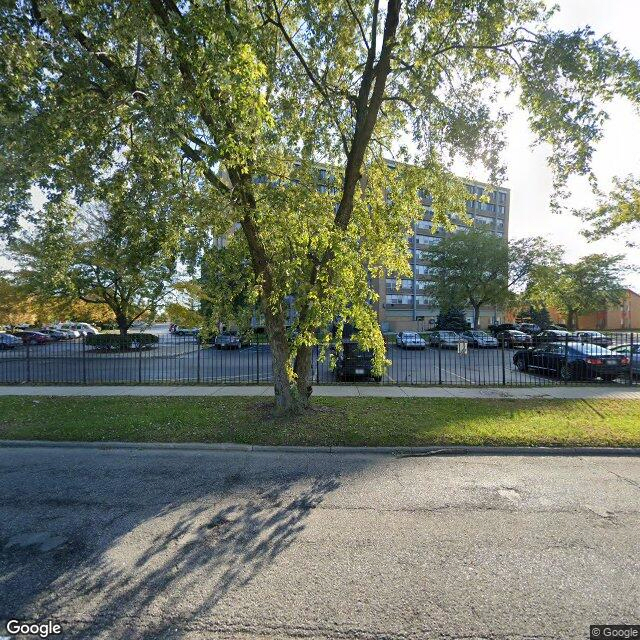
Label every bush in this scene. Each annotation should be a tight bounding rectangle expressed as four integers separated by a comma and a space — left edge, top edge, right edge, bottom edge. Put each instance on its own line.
85, 333, 159, 351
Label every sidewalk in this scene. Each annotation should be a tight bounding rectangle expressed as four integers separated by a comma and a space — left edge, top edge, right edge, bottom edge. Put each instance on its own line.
1, 384, 639, 399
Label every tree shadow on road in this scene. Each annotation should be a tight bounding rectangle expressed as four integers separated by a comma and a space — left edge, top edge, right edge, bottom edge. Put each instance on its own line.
0, 451, 351, 639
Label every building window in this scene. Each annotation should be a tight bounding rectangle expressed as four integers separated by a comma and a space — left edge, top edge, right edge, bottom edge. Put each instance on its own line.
386, 294, 413, 305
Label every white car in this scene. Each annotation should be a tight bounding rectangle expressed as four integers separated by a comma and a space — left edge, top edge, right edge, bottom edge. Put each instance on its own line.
396, 331, 427, 350
56, 322, 100, 336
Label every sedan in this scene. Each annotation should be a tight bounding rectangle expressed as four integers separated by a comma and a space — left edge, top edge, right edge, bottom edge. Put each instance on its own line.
214, 331, 242, 350
173, 326, 200, 337
496, 330, 532, 348
39, 328, 67, 341
396, 331, 427, 350
513, 342, 629, 381
609, 343, 640, 377
12, 330, 52, 345
429, 331, 465, 348
0, 333, 22, 349
461, 331, 498, 348
573, 331, 613, 347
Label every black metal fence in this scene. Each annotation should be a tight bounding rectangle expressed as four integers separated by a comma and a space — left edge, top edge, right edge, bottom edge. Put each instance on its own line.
0, 331, 638, 386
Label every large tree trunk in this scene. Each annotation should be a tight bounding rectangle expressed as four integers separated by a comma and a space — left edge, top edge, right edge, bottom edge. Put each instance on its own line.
263, 305, 301, 413
116, 313, 129, 336
472, 305, 481, 330
293, 345, 314, 401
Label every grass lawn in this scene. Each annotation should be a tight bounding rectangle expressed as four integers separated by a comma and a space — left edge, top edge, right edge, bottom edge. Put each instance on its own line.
0, 396, 639, 448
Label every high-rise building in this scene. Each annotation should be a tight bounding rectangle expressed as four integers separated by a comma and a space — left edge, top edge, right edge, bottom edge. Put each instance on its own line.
371, 179, 511, 332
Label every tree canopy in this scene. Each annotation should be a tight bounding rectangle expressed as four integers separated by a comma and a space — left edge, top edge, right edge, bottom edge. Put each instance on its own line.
13, 196, 178, 334
579, 175, 640, 246
526, 254, 627, 329
2, 0, 640, 410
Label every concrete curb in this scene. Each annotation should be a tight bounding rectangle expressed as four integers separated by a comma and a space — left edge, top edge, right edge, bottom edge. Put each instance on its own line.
0, 440, 638, 457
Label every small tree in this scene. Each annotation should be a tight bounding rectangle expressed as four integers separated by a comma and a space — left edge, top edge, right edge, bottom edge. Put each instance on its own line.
425, 229, 509, 329
435, 309, 469, 332
14, 199, 177, 335
526, 254, 627, 330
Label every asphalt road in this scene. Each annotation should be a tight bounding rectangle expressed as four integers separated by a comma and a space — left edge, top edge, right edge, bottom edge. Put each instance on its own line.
1, 446, 638, 639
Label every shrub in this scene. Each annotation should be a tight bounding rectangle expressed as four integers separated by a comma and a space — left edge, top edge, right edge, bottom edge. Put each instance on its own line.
85, 333, 159, 351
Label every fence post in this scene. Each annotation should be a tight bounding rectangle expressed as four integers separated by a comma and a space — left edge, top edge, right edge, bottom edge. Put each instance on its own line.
197, 341, 201, 384
438, 340, 442, 385
563, 336, 569, 385
26, 340, 31, 384
256, 336, 260, 384
82, 336, 87, 384
501, 339, 506, 386
138, 342, 142, 384
629, 332, 635, 386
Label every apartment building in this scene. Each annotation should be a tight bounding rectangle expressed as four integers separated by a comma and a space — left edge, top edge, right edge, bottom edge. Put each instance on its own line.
370, 178, 511, 332
578, 288, 640, 330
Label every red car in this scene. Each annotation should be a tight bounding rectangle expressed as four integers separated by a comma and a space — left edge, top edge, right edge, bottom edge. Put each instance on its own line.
13, 330, 53, 345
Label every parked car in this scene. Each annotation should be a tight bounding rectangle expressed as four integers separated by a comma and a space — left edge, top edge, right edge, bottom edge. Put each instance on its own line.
496, 330, 532, 348
12, 330, 52, 345
395, 331, 427, 350
461, 330, 498, 348
488, 323, 518, 336
513, 342, 629, 381
213, 331, 242, 350
532, 329, 573, 344
573, 331, 613, 347
335, 341, 380, 381
608, 343, 640, 377
516, 323, 541, 335
39, 328, 67, 341
56, 322, 100, 336
0, 333, 22, 349
172, 326, 200, 337
429, 330, 466, 348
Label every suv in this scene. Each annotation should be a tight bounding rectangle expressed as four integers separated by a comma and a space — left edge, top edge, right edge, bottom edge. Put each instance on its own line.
496, 330, 532, 348
335, 341, 380, 381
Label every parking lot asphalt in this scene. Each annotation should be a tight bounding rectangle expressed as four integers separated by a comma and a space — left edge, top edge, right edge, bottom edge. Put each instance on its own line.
1, 446, 638, 639
0, 326, 636, 387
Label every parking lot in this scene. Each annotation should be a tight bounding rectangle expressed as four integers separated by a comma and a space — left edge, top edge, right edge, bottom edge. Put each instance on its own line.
1, 325, 635, 386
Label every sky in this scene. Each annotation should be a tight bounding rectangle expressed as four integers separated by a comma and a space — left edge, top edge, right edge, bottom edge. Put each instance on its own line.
1, 0, 639, 290
496, 0, 640, 290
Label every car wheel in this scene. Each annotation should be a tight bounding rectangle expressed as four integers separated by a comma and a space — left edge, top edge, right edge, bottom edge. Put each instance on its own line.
559, 364, 573, 381
373, 375, 382, 382
30, 339, 38, 345
515, 358, 528, 372
601, 374, 616, 382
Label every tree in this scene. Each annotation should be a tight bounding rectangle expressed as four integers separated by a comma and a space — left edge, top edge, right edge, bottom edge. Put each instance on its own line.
424, 231, 559, 329
14, 197, 177, 335
425, 229, 508, 329
435, 309, 469, 332
526, 254, 627, 329
2, 1, 639, 411
579, 175, 640, 246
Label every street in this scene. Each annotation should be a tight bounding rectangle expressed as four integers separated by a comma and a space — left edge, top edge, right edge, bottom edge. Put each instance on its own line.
1, 446, 638, 639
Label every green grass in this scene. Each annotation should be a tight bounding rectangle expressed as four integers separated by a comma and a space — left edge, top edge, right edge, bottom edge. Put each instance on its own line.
0, 396, 639, 448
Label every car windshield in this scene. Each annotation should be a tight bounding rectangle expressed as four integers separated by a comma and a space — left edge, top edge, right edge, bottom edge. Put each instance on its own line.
468, 331, 487, 337
404, 332, 420, 338
510, 331, 526, 336
440, 331, 457, 337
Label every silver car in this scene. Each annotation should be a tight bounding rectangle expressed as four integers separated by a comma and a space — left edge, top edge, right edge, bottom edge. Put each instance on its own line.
429, 330, 466, 348
461, 330, 499, 348
395, 331, 427, 350
214, 332, 242, 350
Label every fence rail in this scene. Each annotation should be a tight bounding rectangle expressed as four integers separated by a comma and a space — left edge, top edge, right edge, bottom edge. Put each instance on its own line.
0, 331, 638, 387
